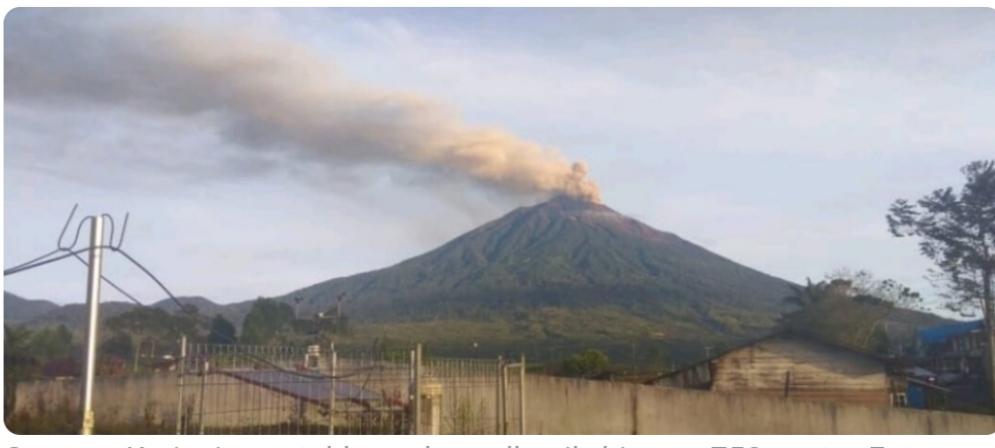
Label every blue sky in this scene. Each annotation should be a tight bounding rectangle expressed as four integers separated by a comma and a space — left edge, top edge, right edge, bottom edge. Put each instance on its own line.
3, 8, 994, 318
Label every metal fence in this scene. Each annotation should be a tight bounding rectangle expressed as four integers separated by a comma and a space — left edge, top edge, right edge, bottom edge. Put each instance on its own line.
175, 340, 525, 435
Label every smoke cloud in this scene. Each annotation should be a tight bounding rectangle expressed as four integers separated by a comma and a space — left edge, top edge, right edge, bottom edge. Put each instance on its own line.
4, 10, 602, 203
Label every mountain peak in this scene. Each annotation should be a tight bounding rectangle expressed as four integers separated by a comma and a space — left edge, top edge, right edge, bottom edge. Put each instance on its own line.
533, 194, 610, 213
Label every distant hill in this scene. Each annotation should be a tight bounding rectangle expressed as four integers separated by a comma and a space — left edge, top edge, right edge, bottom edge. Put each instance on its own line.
2, 293, 250, 333
3, 292, 60, 324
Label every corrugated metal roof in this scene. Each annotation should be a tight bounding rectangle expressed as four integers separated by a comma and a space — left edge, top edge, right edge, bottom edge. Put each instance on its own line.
916, 320, 984, 345
644, 328, 888, 385
221, 370, 383, 404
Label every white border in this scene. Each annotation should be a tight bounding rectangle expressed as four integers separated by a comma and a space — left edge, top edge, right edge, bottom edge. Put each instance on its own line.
1, 1, 993, 447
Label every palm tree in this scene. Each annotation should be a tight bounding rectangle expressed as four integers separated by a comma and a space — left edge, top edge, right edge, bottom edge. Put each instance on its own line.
778, 278, 831, 325
778, 277, 896, 353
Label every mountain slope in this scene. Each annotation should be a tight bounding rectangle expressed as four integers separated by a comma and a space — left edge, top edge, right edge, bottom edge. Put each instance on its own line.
2, 293, 249, 332
285, 196, 799, 338
4, 292, 60, 324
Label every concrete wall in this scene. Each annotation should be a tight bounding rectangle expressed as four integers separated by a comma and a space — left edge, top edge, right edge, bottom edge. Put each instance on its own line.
12, 372, 379, 432
13, 371, 995, 435
526, 375, 995, 435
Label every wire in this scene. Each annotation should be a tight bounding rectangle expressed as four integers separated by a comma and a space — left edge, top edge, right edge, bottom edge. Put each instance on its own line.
3, 246, 116, 277
3, 248, 62, 273
70, 252, 143, 307
6, 211, 377, 381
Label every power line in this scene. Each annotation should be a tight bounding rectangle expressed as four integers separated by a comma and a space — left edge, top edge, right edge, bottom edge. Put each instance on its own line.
5, 209, 376, 381
70, 252, 143, 307
3, 246, 114, 277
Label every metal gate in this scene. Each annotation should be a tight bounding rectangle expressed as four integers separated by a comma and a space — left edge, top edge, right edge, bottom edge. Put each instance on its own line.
174, 340, 525, 435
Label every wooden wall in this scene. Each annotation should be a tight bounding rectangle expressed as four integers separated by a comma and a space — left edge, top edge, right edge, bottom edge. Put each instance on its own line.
709, 334, 889, 407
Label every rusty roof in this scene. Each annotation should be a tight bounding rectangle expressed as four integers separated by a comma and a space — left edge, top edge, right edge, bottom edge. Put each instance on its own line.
643, 328, 890, 385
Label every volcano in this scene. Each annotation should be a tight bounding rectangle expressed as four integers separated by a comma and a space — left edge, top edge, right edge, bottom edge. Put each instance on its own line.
284, 195, 797, 340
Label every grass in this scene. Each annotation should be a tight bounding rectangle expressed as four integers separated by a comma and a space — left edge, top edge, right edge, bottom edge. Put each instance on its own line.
5, 406, 173, 435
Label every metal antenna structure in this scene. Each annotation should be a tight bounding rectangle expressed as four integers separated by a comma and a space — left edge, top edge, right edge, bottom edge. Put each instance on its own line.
4, 204, 379, 434
4, 204, 130, 435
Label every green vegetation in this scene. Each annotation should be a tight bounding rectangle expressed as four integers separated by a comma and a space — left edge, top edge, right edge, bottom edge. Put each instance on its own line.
104, 305, 204, 371
239, 298, 295, 345
781, 271, 918, 355
207, 314, 237, 344
560, 349, 610, 378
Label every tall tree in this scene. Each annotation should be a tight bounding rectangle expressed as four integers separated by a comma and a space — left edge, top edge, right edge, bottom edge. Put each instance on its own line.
887, 159, 995, 411
28, 324, 76, 361
207, 314, 238, 345
240, 298, 295, 346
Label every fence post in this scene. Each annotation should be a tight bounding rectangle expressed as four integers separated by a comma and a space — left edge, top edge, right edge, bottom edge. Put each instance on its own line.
408, 348, 416, 435
495, 356, 504, 435
175, 336, 187, 435
328, 343, 337, 435
519, 353, 526, 435
198, 358, 208, 435
412, 343, 423, 435
501, 359, 509, 435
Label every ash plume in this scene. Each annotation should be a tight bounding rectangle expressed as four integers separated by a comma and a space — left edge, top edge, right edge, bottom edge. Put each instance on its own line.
4, 10, 602, 203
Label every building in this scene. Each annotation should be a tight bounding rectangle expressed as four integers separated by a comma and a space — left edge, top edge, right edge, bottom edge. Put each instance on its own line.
914, 319, 988, 377
644, 330, 893, 407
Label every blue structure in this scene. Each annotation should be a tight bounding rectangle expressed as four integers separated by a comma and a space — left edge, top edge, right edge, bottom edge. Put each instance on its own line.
914, 319, 988, 379
904, 378, 950, 410
906, 381, 925, 408
916, 320, 985, 346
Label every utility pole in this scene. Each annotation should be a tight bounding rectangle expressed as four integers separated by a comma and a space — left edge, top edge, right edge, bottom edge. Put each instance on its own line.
79, 215, 105, 435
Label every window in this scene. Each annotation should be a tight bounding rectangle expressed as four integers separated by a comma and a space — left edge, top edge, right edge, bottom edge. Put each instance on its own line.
892, 393, 907, 407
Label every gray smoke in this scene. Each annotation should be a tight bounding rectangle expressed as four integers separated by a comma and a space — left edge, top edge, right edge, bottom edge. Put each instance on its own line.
4, 9, 602, 203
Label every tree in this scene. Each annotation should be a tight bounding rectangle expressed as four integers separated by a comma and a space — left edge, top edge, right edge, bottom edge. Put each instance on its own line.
100, 331, 135, 361
240, 298, 295, 346
824, 268, 925, 311
28, 324, 76, 361
208, 314, 238, 345
887, 159, 995, 411
560, 349, 610, 378
779, 275, 896, 354
175, 304, 206, 342
106, 307, 188, 372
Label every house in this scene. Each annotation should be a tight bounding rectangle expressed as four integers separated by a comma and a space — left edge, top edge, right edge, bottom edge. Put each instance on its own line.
644, 330, 893, 407
41, 358, 80, 379
914, 319, 988, 378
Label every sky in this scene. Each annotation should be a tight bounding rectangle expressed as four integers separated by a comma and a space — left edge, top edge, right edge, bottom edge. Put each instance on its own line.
3, 7, 994, 319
